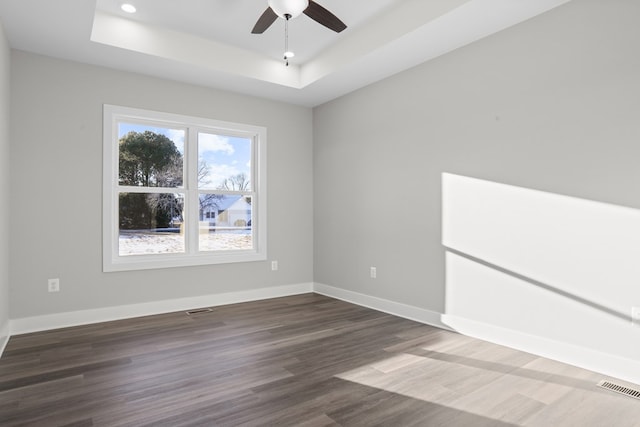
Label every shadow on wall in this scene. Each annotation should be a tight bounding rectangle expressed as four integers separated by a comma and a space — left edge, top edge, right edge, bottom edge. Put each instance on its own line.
440, 173, 640, 360
445, 248, 630, 323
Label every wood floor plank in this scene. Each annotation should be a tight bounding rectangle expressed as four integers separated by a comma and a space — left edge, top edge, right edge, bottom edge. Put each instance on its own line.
1, 293, 638, 426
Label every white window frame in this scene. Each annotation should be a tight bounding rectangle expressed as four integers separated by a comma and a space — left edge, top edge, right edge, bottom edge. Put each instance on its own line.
103, 105, 267, 272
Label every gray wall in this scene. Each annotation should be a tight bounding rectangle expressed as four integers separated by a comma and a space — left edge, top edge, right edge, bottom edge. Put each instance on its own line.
313, 0, 640, 365
9, 51, 313, 318
0, 21, 10, 342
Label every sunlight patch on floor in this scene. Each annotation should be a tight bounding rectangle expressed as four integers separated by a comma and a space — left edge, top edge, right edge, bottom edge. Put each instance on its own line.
333, 346, 603, 425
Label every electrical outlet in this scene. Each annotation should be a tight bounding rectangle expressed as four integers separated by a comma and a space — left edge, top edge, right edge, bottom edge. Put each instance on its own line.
48, 278, 60, 292
370, 267, 377, 279
271, 260, 278, 271
632, 307, 640, 326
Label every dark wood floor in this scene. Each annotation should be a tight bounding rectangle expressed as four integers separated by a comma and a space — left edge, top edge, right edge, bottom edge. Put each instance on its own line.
1, 293, 638, 426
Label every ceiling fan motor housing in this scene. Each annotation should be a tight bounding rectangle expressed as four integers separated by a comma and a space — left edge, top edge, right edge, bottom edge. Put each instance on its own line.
268, 0, 309, 19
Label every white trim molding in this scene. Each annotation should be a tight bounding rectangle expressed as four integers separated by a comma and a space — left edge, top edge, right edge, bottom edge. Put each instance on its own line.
0, 320, 10, 358
440, 314, 640, 386
313, 282, 450, 331
11, 283, 313, 335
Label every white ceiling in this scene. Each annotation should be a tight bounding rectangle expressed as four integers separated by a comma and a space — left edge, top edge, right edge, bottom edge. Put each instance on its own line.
0, 0, 571, 107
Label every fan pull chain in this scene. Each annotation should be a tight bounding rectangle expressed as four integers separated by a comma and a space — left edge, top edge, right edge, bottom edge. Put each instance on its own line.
284, 14, 291, 66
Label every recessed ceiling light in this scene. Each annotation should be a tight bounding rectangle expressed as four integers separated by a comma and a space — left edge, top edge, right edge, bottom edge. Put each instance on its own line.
121, 3, 136, 13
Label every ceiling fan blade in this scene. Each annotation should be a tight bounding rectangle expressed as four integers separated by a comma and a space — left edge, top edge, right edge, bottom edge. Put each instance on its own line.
252, 7, 278, 34
303, 1, 347, 33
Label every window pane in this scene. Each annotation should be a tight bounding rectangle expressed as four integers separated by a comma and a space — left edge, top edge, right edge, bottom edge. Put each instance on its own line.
198, 132, 252, 190
119, 192, 185, 256
198, 194, 252, 251
118, 123, 185, 188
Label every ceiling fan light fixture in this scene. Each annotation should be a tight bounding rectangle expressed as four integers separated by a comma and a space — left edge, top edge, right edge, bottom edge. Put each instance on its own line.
268, 0, 309, 19
120, 3, 137, 14
284, 51, 295, 59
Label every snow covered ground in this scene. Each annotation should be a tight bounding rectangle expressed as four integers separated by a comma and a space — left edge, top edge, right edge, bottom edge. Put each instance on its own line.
119, 232, 252, 255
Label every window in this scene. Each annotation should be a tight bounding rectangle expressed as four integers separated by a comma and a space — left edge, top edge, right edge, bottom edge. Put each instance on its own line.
103, 105, 267, 271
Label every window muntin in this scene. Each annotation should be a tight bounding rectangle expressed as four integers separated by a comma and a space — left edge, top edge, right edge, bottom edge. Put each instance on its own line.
103, 105, 267, 272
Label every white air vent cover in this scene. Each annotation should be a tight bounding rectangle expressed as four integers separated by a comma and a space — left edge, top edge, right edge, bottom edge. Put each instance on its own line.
597, 380, 640, 400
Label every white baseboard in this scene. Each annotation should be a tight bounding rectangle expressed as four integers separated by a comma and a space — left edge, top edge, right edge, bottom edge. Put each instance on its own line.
313, 282, 451, 330
440, 314, 640, 385
11, 282, 313, 335
313, 282, 640, 386
0, 319, 10, 358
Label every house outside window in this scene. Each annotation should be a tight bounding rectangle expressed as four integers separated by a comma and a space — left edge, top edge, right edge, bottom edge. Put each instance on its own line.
103, 105, 267, 271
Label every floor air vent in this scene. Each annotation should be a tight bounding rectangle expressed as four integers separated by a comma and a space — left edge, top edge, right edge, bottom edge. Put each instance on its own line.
597, 380, 640, 400
186, 308, 213, 315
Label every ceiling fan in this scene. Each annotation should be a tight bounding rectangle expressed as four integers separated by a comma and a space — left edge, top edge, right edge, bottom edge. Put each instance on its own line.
252, 0, 347, 34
